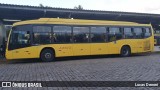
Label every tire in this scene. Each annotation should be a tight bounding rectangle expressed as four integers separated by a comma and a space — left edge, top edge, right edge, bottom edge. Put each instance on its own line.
120, 46, 131, 57
40, 49, 55, 62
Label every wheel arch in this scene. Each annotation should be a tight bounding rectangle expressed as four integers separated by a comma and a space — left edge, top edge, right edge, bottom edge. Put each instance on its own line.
40, 47, 55, 58
120, 45, 131, 53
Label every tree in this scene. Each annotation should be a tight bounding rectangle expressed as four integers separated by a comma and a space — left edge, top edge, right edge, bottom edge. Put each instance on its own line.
74, 5, 83, 10
39, 4, 44, 7
39, 4, 51, 8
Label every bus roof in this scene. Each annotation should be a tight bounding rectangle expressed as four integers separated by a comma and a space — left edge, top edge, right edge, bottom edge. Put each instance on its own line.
13, 18, 151, 27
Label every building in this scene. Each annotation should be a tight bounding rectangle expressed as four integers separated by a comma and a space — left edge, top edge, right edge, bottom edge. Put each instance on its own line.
0, 3, 160, 45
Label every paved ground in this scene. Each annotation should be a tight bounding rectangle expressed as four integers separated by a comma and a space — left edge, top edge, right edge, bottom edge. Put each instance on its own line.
0, 53, 160, 90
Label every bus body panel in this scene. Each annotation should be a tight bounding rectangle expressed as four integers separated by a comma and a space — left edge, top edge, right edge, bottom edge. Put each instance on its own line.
6, 46, 40, 59
6, 36, 154, 60
53, 44, 73, 57
72, 44, 90, 56
90, 43, 108, 55
107, 41, 121, 54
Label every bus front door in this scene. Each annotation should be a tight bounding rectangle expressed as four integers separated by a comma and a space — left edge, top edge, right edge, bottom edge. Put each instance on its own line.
11, 30, 32, 59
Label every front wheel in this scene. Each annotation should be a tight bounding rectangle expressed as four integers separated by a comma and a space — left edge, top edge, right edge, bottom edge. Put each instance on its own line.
40, 49, 55, 62
120, 46, 131, 57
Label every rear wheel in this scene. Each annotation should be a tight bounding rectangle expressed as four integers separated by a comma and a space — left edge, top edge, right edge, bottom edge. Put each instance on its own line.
40, 49, 55, 62
120, 46, 131, 57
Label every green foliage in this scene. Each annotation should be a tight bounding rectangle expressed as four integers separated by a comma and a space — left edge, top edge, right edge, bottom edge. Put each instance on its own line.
74, 5, 83, 10
39, 4, 44, 7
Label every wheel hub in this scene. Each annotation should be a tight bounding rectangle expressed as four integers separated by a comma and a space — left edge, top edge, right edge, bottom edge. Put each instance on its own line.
123, 49, 128, 55
45, 53, 51, 59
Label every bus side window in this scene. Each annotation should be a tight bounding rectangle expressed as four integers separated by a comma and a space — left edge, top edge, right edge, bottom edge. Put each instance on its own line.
108, 27, 122, 41
53, 26, 72, 43
33, 26, 52, 44
133, 28, 143, 39
124, 27, 134, 39
91, 27, 106, 42
73, 27, 89, 43
143, 28, 151, 38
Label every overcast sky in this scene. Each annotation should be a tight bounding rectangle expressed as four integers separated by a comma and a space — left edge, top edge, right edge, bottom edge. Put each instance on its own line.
0, 0, 160, 14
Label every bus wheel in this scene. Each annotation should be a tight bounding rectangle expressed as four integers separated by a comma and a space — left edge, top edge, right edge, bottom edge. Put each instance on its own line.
120, 46, 131, 57
40, 49, 55, 62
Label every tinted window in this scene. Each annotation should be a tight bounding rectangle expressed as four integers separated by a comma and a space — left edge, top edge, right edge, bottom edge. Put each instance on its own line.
33, 26, 52, 44
144, 28, 151, 38
91, 27, 106, 42
133, 28, 143, 39
108, 27, 122, 41
11, 31, 30, 44
53, 26, 72, 43
124, 27, 134, 39
8, 25, 31, 50
73, 27, 89, 43
109, 27, 120, 34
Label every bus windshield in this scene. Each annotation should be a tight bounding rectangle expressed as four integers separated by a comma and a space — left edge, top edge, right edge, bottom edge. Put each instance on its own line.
8, 25, 31, 50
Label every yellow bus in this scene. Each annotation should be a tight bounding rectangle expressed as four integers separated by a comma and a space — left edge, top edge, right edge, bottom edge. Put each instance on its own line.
6, 18, 154, 61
